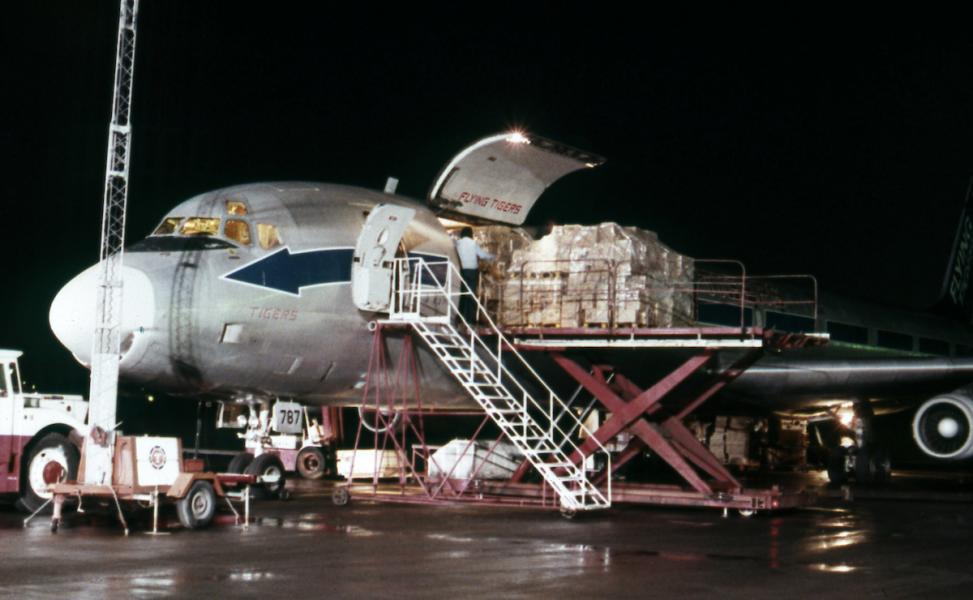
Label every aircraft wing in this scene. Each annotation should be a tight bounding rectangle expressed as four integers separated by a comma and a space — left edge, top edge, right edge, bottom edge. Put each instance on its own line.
728, 355, 973, 401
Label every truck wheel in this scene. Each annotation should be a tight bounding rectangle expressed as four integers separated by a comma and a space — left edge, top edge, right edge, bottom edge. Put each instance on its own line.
296, 447, 326, 480
176, 481, 217, 530
20, 433, 79, 513
226, 452, 253, 474
245, 454, 286, 499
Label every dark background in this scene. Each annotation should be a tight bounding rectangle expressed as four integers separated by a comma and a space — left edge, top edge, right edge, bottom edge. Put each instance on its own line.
3, 3, 973, 403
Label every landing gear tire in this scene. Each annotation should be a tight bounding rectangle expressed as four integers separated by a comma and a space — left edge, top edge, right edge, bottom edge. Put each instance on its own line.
245, 454, 286, 500
176, 481, 217, 530
226, 452, 253, 474
825, 450, 848, 485
20, 433, 80, 514
332, 486, 350, 506
855, 447, 891, 485
296, 446, 327, 480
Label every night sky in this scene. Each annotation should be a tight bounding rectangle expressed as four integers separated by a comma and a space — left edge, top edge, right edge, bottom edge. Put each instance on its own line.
4, 4, 973, 394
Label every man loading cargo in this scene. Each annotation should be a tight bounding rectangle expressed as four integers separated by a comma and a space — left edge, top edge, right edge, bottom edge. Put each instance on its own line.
455, 227, 494, 324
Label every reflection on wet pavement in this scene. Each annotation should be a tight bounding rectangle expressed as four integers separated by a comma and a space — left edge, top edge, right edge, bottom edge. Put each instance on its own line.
1, 492, 972, 598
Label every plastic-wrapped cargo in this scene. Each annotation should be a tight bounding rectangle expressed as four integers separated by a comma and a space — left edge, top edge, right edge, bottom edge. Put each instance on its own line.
478, 221, 695, 328
474, 226, 533, 318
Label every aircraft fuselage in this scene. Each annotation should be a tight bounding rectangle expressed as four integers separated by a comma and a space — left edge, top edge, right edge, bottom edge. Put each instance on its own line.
51, 182, 467, 407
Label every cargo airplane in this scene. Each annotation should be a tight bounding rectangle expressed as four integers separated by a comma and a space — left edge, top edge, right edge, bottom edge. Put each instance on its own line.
48, 132, 973, 488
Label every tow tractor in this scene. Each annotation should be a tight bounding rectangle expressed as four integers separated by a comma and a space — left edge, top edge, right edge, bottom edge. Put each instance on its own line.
217, 400, 339, 489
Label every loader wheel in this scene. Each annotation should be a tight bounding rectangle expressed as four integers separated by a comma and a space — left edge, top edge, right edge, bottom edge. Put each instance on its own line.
245, 454, 286, 499
176, 481, 217, 530
855, 447, 891, 485
296, 447, 327, 480
825, 449, 848, 485
226, 452, 253, 474
20, 433, 79, 514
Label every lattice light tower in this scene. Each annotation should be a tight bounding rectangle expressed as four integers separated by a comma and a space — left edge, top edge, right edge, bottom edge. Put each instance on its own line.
84, 0, 139, 484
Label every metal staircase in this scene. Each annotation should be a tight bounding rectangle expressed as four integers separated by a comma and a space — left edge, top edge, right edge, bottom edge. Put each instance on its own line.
385, 258, 611, 512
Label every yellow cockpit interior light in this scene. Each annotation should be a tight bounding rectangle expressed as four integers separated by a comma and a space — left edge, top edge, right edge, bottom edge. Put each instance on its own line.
225, 219, 252, 246
180, 217, 220, 236
226, 200, 249, 216
257, 223, 282, 250
153, 217, 183, 235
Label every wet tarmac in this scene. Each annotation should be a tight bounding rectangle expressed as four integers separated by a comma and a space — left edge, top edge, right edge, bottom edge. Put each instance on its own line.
2, 478, 972, 599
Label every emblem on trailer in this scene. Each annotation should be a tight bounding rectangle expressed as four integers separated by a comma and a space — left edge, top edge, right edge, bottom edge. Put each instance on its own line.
148, 445, 167, 470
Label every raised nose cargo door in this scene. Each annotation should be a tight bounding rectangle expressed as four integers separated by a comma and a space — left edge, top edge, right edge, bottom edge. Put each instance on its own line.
352, 204, 416, 312
428, 131, 605, 226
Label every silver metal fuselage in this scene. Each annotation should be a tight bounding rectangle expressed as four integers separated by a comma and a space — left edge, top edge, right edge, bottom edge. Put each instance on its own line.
51, 182, 467, 407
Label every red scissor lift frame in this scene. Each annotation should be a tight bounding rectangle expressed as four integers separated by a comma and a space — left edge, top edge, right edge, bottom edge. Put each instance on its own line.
342, 327, 564, 509
500, 326, 820, 511
340, 323, 820, 514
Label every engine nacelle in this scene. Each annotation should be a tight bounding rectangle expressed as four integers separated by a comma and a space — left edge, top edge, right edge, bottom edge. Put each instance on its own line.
913, 389, 973, 460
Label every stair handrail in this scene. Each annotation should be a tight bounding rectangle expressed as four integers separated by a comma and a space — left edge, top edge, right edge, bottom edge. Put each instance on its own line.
388, 257, 611, 507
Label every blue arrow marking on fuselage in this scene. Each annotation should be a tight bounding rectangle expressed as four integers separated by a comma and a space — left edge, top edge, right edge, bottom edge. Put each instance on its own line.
222, 246, 354, 296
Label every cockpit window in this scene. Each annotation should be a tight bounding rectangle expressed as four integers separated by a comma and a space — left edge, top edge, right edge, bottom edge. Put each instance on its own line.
225, 219, 252, 246
180, 217, 220, 236
153, 217, 183, 235
257, 224, 283, 250
226, 200, 249, 216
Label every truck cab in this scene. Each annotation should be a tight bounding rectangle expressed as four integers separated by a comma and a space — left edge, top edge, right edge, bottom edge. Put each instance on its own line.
0, 349, 88, 511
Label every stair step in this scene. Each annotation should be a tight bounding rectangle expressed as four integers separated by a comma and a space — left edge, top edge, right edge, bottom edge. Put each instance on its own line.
522, 448, 559, 455
541, 461, 577, 469
407, 309, 609, 511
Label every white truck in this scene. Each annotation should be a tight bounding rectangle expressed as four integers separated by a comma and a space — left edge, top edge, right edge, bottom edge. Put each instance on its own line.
0, 349, 88, 512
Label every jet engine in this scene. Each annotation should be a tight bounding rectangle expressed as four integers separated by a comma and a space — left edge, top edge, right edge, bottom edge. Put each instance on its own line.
912, 389, 973, 459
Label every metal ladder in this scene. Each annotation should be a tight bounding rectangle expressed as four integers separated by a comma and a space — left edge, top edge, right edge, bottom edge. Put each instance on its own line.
385, 258, 610, 512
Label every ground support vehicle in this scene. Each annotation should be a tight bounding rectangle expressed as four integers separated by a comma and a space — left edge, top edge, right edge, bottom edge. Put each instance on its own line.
0, 350, 89, 513
218, 401, 340, 493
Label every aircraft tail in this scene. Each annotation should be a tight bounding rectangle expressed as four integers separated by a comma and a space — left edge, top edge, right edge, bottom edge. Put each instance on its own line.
935, 178, 973, 323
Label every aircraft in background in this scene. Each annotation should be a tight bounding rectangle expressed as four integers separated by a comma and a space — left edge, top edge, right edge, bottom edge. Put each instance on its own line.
48, 132, 973, 485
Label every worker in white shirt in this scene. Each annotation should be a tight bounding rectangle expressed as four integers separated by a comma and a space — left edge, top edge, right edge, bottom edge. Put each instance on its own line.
454, 227, 494, 324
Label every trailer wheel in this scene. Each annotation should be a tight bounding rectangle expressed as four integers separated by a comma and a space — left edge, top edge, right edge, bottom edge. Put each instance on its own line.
20, 433, 79, 513
332, 486, 350, 506
176, 481, 217, 530
245, 454, 286, 499
296, 447, 327, 480
226, 452, 253, 474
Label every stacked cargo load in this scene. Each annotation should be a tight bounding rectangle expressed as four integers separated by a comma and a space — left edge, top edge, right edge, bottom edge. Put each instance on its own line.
473, 226, 534, 321
476, 222, 695, 328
